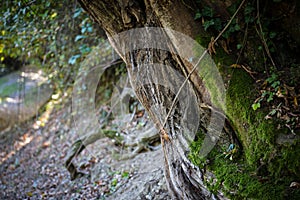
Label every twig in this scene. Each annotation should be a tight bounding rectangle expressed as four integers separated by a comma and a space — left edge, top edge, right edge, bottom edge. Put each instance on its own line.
255, 0, 277, 69
236, 23, 249, 64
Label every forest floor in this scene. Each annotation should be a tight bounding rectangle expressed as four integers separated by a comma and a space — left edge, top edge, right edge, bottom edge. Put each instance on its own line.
0, 99, 171, 199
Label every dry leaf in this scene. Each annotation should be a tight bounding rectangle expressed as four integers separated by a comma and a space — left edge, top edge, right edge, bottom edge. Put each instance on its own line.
230, 64, 241, 68
26, 192, 33, 197
294, 96, 298, 107
219, 40, 230, 54
290, 182, 300, 188
208, 37, 216, 55
42, 141, 51, 148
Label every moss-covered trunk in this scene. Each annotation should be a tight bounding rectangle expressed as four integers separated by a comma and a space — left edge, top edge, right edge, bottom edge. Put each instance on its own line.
77, 0, 300, 199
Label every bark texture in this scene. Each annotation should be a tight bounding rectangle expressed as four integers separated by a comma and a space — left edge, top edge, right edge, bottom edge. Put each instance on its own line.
76, 0, 300, 199
77, 0, 235, 199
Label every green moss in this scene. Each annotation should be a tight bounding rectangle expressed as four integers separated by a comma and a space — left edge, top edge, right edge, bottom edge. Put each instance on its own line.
189, 131, 300, 199
225, 69, 300, 177
192, 32, 300, 199
189, 59, 300, 199
195, 34, 212, 48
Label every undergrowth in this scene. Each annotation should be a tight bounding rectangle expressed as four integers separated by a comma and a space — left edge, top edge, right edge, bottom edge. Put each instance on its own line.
189, 130, 300, 199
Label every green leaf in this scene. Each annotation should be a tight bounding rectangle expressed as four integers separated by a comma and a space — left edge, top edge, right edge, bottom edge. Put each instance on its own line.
87, 26, 93, 33
73, 8, 82, 18
79, 45, 91, 54
111, 178, 118, 187
252, 102, 261, 111
68, 54, 81, 65
194, 12, 202, 20
269, 109, 277, 116
267, 93, 274, 102
214, 18, 222, 31
203, 20, 215, 31
122, 171, 129, 178
266, 73, 278, 83
74, 35, 86, 42
202, 6, 213, 17
269, 32, 277, 39
271, 81, 280, 88
81, 27, 87, 34
234, 23, 240, 31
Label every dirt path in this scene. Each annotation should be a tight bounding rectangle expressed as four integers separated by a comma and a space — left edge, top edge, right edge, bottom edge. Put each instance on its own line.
0, 67, 53, 130
0, 101, 170, 199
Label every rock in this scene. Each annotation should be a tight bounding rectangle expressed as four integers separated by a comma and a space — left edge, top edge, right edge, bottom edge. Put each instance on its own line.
0, 66, 53, 130
107, 150, 171, 200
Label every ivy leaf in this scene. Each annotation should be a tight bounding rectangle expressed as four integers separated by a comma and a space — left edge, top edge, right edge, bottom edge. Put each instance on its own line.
79, 45, 91, 54
194, 12, 202, 20
269, 32, 277, 39
202, 6, 213, 17
73, 8, 82, 18
68, 54, 81, 65
203, 20, 215, 31
234, 23, 240, 31
267, 94, 274, 102
87, 26, 93, 33
75, 35, 86, 42
81, 27, 87, 34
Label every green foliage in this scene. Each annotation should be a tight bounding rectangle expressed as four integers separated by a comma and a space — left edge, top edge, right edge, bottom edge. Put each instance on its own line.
108, 170, 130, 193
251, 102, 260, 111
251, 73, 281, 111
193, 1, 300, 199
217, 68, 300, 199
222, 20, 240, 39
194, 4, 243, 37
244, 3, 255, 23
0, 0, 103, 92
195, 6, 222, 31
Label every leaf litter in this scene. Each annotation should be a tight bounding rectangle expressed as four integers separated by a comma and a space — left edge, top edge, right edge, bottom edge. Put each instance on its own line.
0, 100, 170, 199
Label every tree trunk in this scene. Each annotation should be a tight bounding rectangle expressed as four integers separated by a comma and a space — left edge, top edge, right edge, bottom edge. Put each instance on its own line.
77, 0, 300, 199
76, 1, 232, 199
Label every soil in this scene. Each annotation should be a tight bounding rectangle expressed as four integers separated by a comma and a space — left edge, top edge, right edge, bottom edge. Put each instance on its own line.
0, 100, 171, 199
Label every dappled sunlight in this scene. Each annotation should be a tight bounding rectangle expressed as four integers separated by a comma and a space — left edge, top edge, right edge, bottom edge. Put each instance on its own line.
0, 66, 53, 131
0, 99, 55, 165
4, 97, 21, 104
21, 70, 46, 82
0, 132, 34, 165
1, 0, 299, 199
32, 101, 54, 130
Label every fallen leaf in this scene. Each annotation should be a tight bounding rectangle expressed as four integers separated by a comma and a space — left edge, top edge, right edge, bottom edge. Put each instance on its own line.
8, 164, 16, 170
27, 192, 33, 197
294, 96, 298, 108
42, 141, 51, 148
208, 37, 216, 55
276, 88, 284, 98
290, 182, 300, 188
219, 40, 230, 54
230, 64, 241, 68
